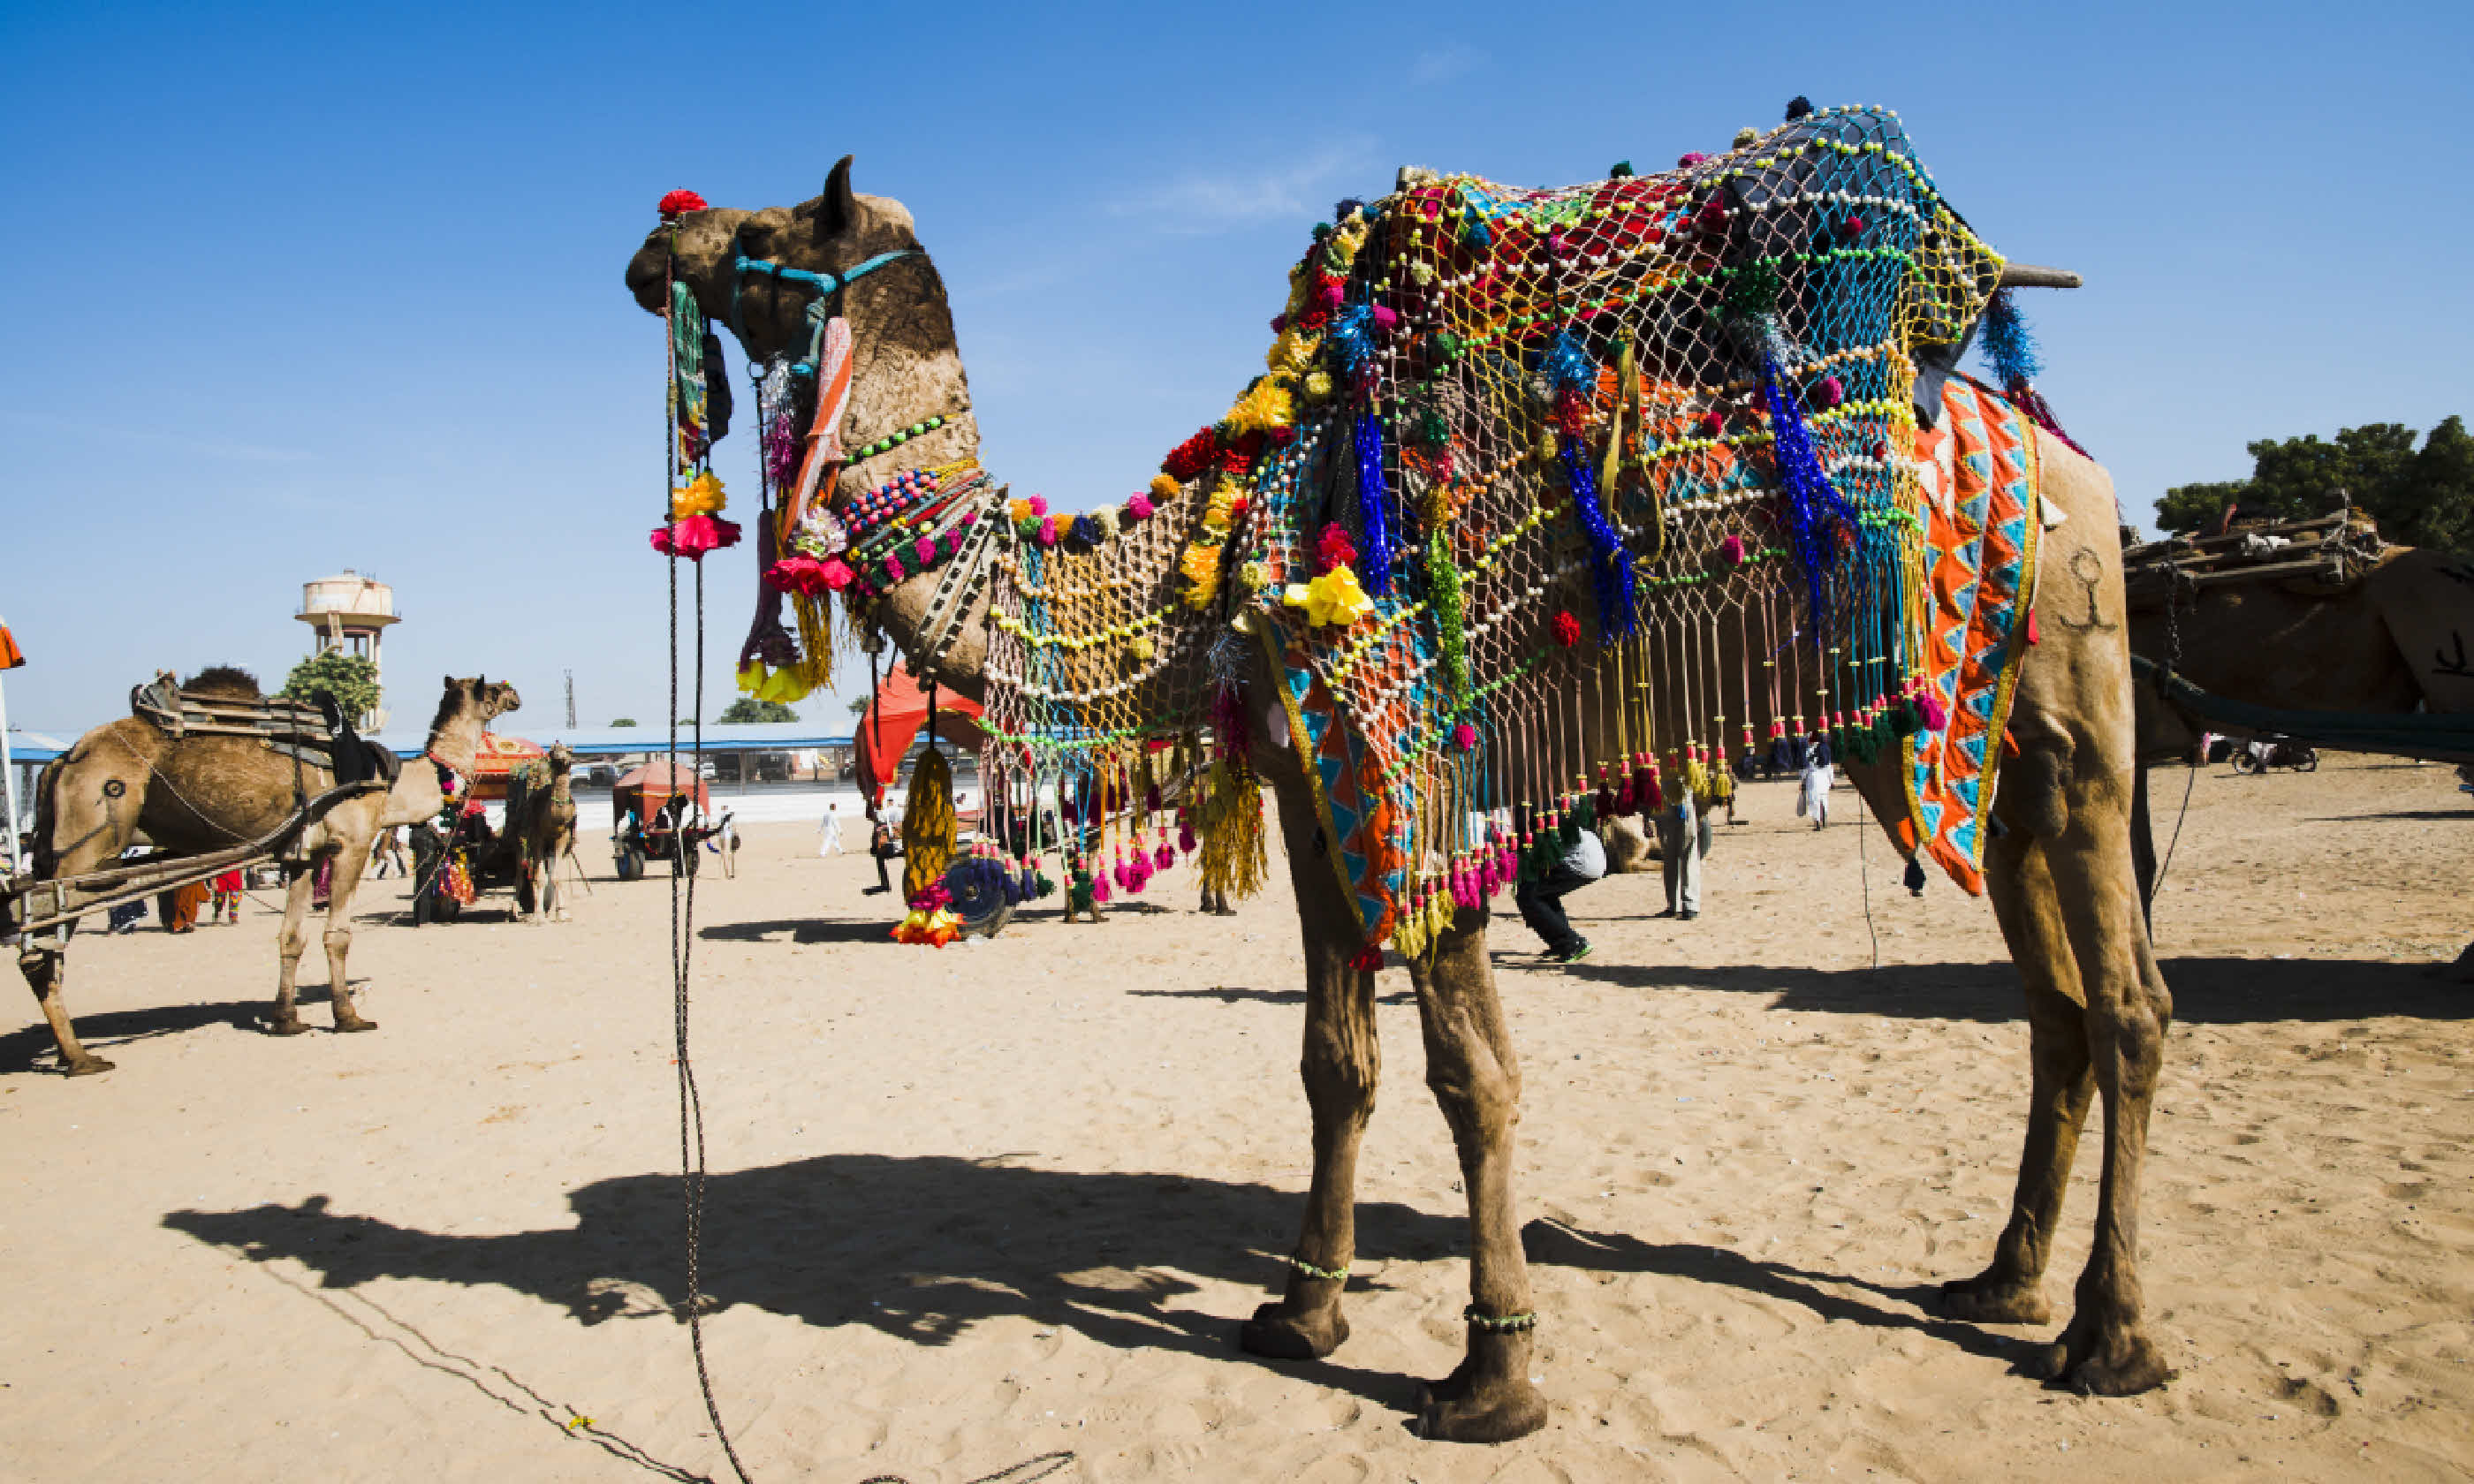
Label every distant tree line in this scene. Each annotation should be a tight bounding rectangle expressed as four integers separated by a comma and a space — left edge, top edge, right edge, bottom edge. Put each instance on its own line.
2156, 416, 2473, 556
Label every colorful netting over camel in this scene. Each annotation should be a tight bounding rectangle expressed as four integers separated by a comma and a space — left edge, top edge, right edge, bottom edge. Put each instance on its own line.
655, 103, 2073, 957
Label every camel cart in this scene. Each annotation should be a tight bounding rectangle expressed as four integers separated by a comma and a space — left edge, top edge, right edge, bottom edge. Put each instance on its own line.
611, 761, 713, 881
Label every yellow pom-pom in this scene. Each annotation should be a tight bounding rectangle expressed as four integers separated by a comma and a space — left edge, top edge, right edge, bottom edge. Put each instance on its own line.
1149, 473, 1182, 502
670, 470, 727, 520
1303, 370, 1333, 401
1130, 635, 1157, 662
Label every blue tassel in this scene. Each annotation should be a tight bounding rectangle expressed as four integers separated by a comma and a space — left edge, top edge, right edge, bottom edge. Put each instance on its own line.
1758, 352, 1857, 635
1354, 413, 1395, 595
1978, 288, 2042, 387
1461, 204, 1491, 250
1557, 436, 1635, 640
1539, 329, 1597, 393
1327, 303, 1381, 380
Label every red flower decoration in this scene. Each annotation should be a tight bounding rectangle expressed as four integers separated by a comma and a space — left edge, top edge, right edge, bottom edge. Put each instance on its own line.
1315, 523, 1358, 575
1552, 610, 1582, 647
1162, 428, 1219, 481
650, 514, 740, 560
658, 190, 709, 217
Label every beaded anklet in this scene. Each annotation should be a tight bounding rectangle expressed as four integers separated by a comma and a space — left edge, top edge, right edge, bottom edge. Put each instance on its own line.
1462, 1306, 1538, 1332
1285, 1254, 1349, 1282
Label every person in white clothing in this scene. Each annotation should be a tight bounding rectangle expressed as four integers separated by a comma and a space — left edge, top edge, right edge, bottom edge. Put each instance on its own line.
818, 801, 847, 856
1796, 733, 1834, 830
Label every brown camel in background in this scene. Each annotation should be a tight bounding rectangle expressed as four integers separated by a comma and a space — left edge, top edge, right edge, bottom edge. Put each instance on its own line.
626, 161, 2174, 1438
16, 674, 519, 1074
2128, 541, 2474, 967
505, 740, 578, 924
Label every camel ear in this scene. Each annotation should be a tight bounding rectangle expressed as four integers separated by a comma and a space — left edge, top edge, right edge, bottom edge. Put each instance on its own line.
817, 155, 856, 240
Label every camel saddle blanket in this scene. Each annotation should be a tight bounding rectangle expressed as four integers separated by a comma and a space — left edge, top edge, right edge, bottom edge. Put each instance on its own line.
129, 676, 400, 787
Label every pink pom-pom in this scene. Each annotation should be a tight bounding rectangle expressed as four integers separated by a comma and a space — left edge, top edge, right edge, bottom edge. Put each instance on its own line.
1318, 283, 1345, 308
914, 534, 937, 564
884, 553, 905, 582
1919, 693, 1948, 731
1112, 858, 1131, 891
1677, 151, 1710, 168
1154, 842, 1176, 869
1451, 721, 1477, 750
1036, 515, 1059, 547
1814, 375, 1844, 408
1719, 534, 1746, 566
1091, 872, 1112, 905
1127, 492, 1154, 520
1371, 304, 1398, 330
1027, 495, 1049, 517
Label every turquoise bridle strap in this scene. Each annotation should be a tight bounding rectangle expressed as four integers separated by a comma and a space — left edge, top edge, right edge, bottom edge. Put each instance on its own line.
727, 247, 921, 341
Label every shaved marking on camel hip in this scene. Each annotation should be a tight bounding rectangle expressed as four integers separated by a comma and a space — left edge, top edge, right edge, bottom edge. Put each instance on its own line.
2053, 546, 2119, 633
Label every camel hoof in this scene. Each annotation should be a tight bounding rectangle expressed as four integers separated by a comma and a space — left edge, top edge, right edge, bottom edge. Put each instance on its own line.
1239, 1300, 1348, 1361
1940, 1275, 2051, 1325
266, 1015, 310, 1037
63, 1054, 117, 1077
332, 1014, 379, 1034
2022, 1321, 2174, 1395
1414, 1375, 1548, 1443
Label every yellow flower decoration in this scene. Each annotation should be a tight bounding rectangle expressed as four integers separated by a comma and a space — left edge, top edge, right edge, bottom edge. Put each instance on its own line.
1294, 564, 1373, 627
1266, 328, 1320, 375
1226, 376, 1294, 435
1238, 560, 1270, 592
670, 471, 726, 520
1303, 370, 1334, 401
1180, 542, 1223, 610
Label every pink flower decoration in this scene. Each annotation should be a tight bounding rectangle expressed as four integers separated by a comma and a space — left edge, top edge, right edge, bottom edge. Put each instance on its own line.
819, 556, 855, 590
884, 553, 905, 582
1452, 721, 1477, 750
650, 514, 740, 559
1036, 515, 1059, 547
1027, 495, 1049, 518
1318, 283, 1345, 308
1371, 304, 1398, 330
1127, 493, 1154, 520
914, 534, 937, 564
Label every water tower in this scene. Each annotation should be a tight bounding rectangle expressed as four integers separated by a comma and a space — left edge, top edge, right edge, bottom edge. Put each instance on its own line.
296, 570, 398, 729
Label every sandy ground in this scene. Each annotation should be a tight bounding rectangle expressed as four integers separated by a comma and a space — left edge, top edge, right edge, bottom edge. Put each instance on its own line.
4, 756, 2470, 1483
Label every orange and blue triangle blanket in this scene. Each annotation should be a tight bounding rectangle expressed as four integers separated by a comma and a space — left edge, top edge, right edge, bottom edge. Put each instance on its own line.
1903, 376, 2045, 896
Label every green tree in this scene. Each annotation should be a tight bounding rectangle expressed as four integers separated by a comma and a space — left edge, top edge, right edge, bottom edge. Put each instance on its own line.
609, 717, 638, 728
846, 696, 870, 716
717, 697, 798, 724
278, 649, 381, 723
2157, 418, 2474, 556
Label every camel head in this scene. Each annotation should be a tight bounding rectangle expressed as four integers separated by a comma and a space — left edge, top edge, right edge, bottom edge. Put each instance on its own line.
429, 675, 521, 737
624, 155, 950, 367
546, 740, 576, 776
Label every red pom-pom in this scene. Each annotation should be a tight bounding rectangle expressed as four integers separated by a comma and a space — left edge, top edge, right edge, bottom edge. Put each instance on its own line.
1699, 409, 1726, 437
1270, 314, 1288, 333
1163, 428, 1219, 481
1840, 214, 1865, 238
658, 190, 709, 217
1347, 944, 1384, 973
1315, 523, 1358, 575
1813, 375, 1844, 409
1552, 610, 1582, 647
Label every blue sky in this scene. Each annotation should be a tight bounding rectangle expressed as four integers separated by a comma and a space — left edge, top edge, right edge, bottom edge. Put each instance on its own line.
4, 0, 2467, 731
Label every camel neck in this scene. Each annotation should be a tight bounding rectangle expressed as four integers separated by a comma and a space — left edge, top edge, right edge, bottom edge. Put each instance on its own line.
425, 711, 487, 776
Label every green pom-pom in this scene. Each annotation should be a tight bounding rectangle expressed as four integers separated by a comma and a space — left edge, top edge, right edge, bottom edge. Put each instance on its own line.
1610, 160, 1634, 178
1573, 796, 1597, 831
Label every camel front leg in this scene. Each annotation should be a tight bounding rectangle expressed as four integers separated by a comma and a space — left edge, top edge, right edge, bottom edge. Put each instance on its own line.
1408, 905, 1546, 1443
18, 939, 113, 1076
1944, 829, 2095, 1326
320, 846, 377, 1032
1241, 799, 1380, 1362
269, 865, 317, 1034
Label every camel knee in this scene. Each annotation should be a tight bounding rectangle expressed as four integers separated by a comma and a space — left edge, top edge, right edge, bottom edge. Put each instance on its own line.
1302, 1041, 1378, 1124
1424, 1051, 1517, 1143
323, 928, 352, 954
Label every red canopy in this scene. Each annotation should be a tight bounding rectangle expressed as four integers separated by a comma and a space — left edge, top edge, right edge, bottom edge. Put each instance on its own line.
854, 660, 984, 808
613, 761, 710, 823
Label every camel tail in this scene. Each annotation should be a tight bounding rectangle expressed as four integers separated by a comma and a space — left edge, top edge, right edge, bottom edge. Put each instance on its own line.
28, 757, 62, 881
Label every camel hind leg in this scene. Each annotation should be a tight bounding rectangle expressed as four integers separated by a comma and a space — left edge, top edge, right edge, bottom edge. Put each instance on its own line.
16, 753, 146, 1075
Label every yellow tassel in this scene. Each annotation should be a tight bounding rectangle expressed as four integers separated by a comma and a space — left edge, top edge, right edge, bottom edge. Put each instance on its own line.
1180, 542, 1223, 610
902, 747, 958, 901
1394, 905, 1429, 962
1199, 760, 1267, 900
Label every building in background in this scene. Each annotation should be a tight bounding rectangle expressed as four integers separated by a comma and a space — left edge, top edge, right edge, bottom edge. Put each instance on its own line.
296, 570, 397, 729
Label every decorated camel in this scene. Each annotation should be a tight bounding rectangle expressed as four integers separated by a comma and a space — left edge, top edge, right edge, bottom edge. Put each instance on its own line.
505, 740, 579, 923
2121, 516, 2474, 964
14, 671, 520, 1074
626, 106, 2172, 1438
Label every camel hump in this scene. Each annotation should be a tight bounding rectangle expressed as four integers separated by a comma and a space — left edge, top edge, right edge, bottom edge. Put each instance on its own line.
184, 665, 262, 699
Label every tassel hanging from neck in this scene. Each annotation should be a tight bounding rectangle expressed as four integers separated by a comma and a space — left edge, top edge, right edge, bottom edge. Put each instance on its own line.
1354, 413, 1395, 595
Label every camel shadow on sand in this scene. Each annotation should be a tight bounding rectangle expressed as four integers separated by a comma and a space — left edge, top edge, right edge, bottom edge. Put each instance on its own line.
0, 988, 360, 1073
163, 1154, 2030, 1415
1560, 954, 2468, 1025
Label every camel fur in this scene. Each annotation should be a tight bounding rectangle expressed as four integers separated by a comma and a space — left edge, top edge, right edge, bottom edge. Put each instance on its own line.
16, 676, 519, 1074
626, 164, 2175, 1439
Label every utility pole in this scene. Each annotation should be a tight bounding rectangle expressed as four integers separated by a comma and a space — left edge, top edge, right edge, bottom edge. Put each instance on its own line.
565, 670, 577, 729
